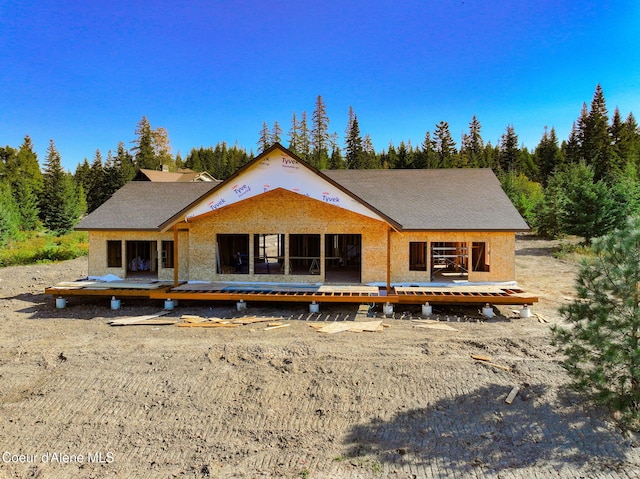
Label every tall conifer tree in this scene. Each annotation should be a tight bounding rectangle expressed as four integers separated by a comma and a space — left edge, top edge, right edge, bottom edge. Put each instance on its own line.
311, 95, 330, 168
132, 116, 156, 170
40, 140, 83, 234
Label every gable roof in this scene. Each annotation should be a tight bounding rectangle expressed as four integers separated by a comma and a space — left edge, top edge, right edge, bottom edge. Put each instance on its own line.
182, 143, 394, 225
75, 182, 219, 231
323, 168, 529, 231
76, 144, 528, 232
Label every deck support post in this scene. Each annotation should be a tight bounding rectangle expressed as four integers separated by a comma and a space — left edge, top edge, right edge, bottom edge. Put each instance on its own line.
173, 225, 179, 287
386, 227, 391, 295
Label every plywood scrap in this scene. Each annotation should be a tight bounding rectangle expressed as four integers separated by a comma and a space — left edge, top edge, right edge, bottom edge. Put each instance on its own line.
315, 320, 384, 334
307, 323, 326, 330
413, 321, 459, 331
505, 386, 520, 404
231, 316, 283, 325
108, 311, 170, 326
316, 322, 354, 334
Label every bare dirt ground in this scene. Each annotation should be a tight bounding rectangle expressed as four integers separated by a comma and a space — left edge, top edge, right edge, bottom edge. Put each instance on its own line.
1, 233, 639, 479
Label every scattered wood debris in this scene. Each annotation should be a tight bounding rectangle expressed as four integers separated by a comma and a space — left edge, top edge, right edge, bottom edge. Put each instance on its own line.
411, 319, 458, 331
231, 316, 284, 325
176, 322, 240, 328
310, 320, 384, 334
108, 311, 175, 326
471, 354, 511, 372
534, 312, 551, 323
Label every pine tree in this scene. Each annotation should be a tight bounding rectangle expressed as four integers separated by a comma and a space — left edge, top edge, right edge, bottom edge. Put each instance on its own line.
86, 150, 107, 213
257, 121, 270, 152
420, 131, 438, 169
152, 127, 175, 171
1, 143, 40, 230
499, 125, 519, 173
460, 115, 484, 168
310, 95, 330, 168
288, 112, 301, 155
298, 111, 311, 161
384, 142, 398, 169
434, 121, 456, 168
362, 134, 379, 169
553, 216, 640, 428
534, 127, 563, 186
270, 121, 282, 145
132, 116, 156, 170
103, 150, 125, 203
40, 140, 83, 234
623, 113, 640, 176
559, 162, 624, 244
394, 141, 412, 169
116, 141, 136, 182
17, 136, 43, 196
345, 107, 364, 169
0, 181, 20, 246
582, 84, 611, 182
328, 147, 344, 169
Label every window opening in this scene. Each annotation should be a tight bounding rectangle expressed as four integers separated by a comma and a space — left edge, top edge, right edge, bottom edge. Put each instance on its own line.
126, 241, 157, 277
254, 234, 285, 274
161, 241, 174, 268
289, 234, 321, 275
409, 242, 427, 271
107, 241, 122, 268
472, 242, 490, 272
431, 242, 468, 279
217, 234, 249, 274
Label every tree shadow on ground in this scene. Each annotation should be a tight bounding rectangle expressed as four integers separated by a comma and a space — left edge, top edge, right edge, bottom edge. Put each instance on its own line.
344, 383, 636, 476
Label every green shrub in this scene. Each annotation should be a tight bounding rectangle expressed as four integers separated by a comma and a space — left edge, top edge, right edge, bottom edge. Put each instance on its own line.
0, 231, 88, 267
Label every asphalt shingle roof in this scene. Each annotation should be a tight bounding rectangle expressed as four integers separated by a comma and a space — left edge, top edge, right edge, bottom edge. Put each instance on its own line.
75, 182, 219, 231
323, 168, 529, 231
76, 165, 528, 232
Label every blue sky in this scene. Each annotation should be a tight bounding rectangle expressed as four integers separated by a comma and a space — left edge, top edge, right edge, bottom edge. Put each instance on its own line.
1, 0, 639, 171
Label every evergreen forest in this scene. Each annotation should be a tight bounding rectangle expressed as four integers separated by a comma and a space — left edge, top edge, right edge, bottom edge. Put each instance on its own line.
1, 85, 639, 263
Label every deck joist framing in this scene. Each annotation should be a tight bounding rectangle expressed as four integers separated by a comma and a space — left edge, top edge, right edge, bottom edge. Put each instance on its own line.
45, 284, 537, 305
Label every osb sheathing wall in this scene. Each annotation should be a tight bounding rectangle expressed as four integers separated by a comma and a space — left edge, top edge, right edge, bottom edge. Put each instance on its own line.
389, 230, 516, 283
188, 188, 389, 283
88, 230, 181, 281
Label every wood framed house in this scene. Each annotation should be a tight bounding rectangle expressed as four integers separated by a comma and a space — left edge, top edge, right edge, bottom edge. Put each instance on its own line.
73, 144, 531, 303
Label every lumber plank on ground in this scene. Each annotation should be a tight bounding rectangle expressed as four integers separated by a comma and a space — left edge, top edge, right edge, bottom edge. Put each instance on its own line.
534, 312, 551, 323
231, 316, 283, 325
471, 354, 510, 372
264, 323, 290, 331
471, 354, 492, 362
108, 311, 170, 326
176, 322, 240, 328
126, 318, 179, 326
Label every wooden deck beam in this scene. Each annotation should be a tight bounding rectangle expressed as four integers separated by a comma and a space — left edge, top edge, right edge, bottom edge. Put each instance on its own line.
46, 284, 537, 305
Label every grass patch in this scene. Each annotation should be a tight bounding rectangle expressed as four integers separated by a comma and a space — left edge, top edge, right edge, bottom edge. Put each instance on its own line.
552, 241, 594, 263
0, 231, 88, 267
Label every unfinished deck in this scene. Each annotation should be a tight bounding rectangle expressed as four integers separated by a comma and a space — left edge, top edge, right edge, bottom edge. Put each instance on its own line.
46, 280, 537, 305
